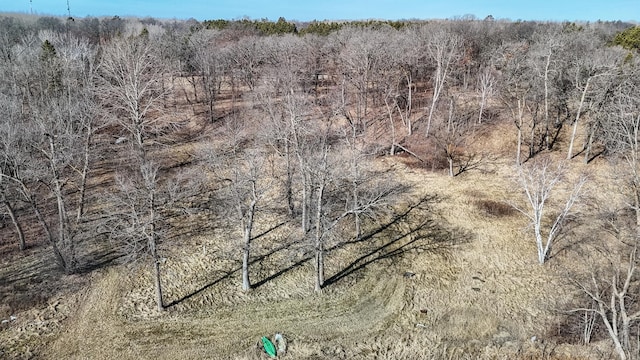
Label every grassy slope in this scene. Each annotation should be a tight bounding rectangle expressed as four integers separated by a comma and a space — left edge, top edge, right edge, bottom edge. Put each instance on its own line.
0, 104, 620, 360
40, 158, 613, 359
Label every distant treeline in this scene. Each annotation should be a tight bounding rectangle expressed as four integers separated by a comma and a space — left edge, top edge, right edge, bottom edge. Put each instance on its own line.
1, 12, 638, 50
203, 17, 411, 35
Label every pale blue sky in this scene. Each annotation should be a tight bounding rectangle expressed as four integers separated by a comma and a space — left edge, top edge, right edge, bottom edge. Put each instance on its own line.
2, 0, 638, 22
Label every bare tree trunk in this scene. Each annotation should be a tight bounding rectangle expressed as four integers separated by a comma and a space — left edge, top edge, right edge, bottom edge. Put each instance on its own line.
385, 97, 396, 155
301, 173, 310, 233
76, 118, 92, 222
314, 182, 325, 292
478, 67, 493, 124
3, 200, 25, 250
515, 159, 587, 264
353, 179, 361, 240
584, 125, 595, 164
543, 50, 552, 150
54, 185, 75, 272
405, 72, 413, 134
516, 99, 525, 165
149, 187, 164, 312
48, 135, 76, 273
208, 92, 215, 123
152, 245, 164, 312
568, 77, 591, 160
190, 74, 199, 103
242, 194, 257, 291
284, 142, 294, 218
242, 238, 250, 291
425, 32, 459, 137
529, 107, 538, 159
478, 92, 486, 125
32, 198, 67, 270
634, 179, 640, 230
426, 80, 439, 137
293, 120, 310, 233
598, 299, 628, 360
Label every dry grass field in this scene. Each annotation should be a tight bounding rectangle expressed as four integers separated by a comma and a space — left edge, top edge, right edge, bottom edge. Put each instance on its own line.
0, 86, 625, 360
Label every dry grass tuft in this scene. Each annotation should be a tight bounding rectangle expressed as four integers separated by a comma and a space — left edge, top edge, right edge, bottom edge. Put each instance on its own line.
474, 199, 518, 217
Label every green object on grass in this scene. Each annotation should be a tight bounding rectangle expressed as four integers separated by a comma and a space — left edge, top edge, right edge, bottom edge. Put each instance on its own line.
262, 336, 277, 358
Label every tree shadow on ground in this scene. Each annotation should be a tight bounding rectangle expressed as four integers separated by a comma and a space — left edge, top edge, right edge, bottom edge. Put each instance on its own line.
165, 221, 289, 307
165, 269, 238, 308
253, 194, 472, 290
323, 195, 473, 288
0, 232, 123, 315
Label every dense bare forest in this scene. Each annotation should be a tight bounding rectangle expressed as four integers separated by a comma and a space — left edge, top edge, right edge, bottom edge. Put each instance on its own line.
1, 13, 640, 359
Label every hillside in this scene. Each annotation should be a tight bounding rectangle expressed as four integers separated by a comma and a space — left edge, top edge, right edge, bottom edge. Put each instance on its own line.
2, 158, 621, 360
1, 14, 639, 360
0, 121, 625, 359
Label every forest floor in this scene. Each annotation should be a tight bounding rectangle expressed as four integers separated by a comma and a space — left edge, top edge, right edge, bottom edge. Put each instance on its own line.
0, 93, 624, 359
0, 152, 620, 359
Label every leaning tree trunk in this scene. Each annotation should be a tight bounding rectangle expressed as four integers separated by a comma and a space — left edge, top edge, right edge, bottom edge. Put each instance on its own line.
405, 72, 413, 132
583, 123, 596, 164
3, 200, 26, 251
32, 197, 67, 271
49, 136, 76, 273
567, 77, 590, 160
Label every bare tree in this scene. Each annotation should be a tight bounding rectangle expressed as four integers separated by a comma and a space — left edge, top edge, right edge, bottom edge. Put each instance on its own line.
530, 35, 559, 151
0, 183, 25, 250
305, 116, 404, 291
571, 218, 640, 360
0, 32, 100, 272
98, 35, 171, 162
253, 35, 309, 219
98, 35, 172, 311
204, 116, 271, 292
288, 92, 317, 234
189, 29, 223, 122
226, 36, 267, 94
311, 142, 331, 292
106, 163, 165, 311
497, 41, 539, 164
432, 97, 484, 177
254, 85, 297, 218
395, 27, 423, 135
603, 63, 640, 228
0, 95, 26, 250
424, 27, 462, 137
566, 47, 621, 160
335, 27, 392, 130
513, 157, 587, 264
477, 66, 495, 124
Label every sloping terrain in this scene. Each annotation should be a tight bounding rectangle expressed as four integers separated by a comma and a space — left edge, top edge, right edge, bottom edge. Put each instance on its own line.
2, 142, 618, 359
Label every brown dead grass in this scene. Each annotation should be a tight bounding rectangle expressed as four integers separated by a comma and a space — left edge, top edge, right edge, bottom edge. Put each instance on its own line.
0, 80, 625, 360
24, 153, 614, 359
